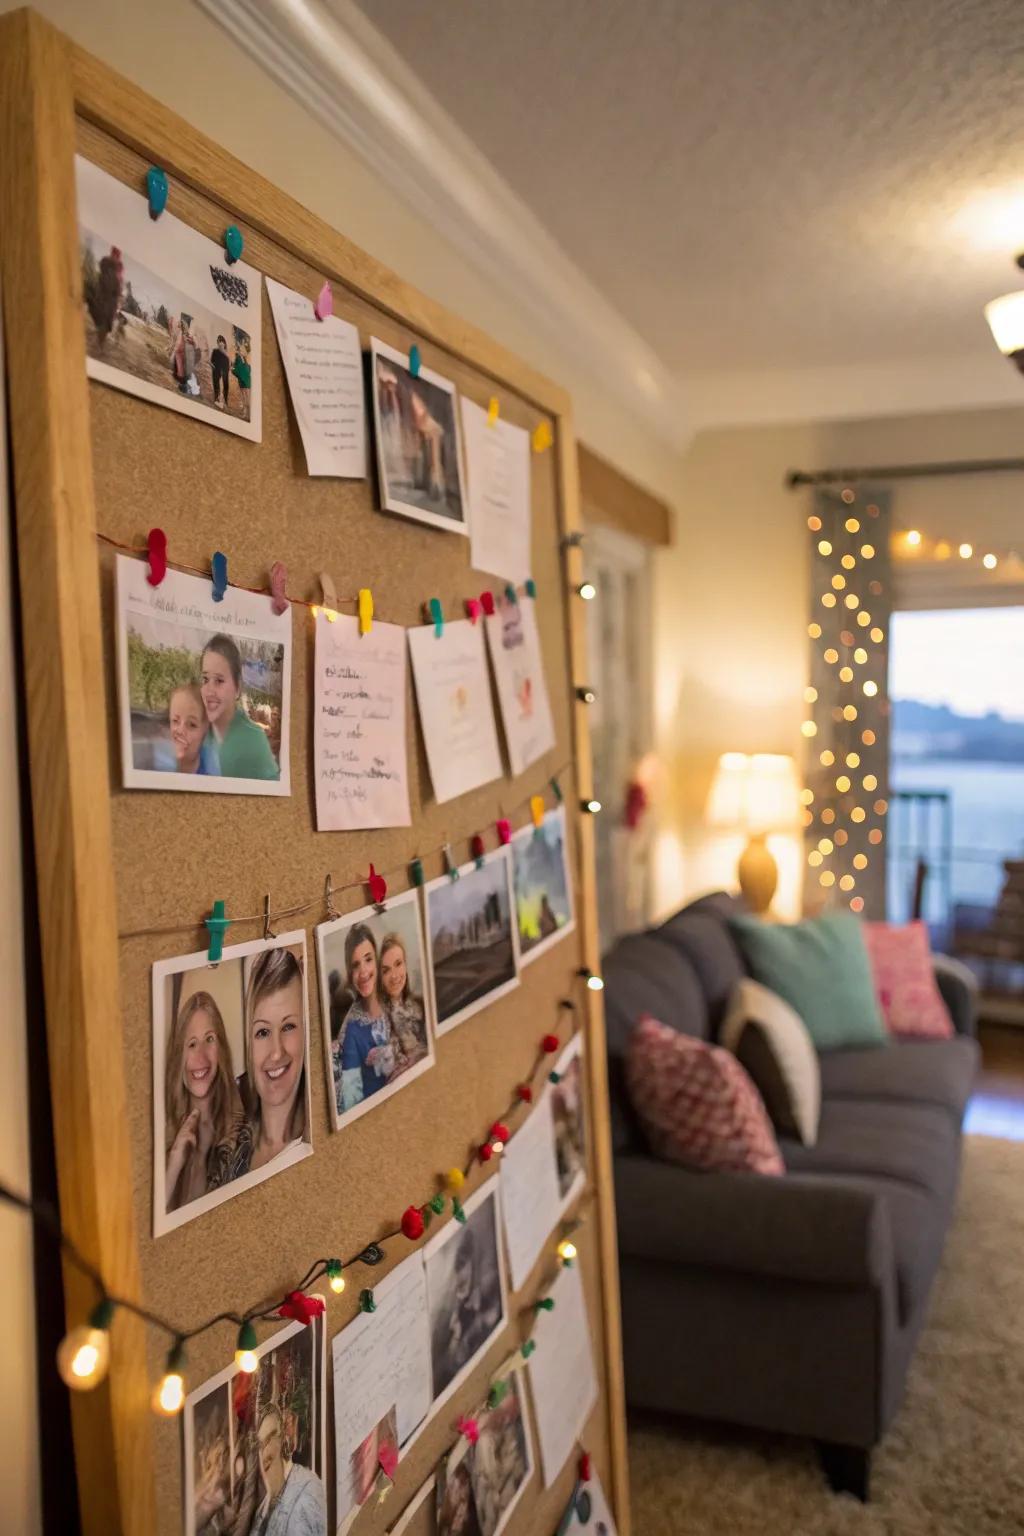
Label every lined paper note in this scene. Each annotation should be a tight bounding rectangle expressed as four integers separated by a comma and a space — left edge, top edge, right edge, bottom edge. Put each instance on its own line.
461, 396, 531, 581
527, 1262, 598, 1487
267, 276, 365, 477
314, 613, 411, 829
408, 619, 502, 804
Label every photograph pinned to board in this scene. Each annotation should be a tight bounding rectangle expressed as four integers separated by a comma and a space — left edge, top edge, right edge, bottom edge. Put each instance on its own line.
484, 594, 555, 778
437, 1365, 534, 1536
315, 888, 434, 1132
511, 805, 576, 966
408, 619, 502, 805
460, 396, 531, 583
115, 555, 290, 795
371, 336, 467, 534
183, 1307, 327, 1536
549, 1033, 587, 1213
499, 1091, 563, 1292
332, 1252, 433, 1531
266, 276, 366, 477
527, 1260, 598, 1489
152, 931, 312, 1237
424, 1181, 508, 1408
561, 1473, 619, 1536
313, 611, 411, 831
76, 155, 261, 440
424, 849, 519, 1036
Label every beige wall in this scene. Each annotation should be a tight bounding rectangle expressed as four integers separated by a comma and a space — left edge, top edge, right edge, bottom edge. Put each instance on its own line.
651, 403, 1024, 920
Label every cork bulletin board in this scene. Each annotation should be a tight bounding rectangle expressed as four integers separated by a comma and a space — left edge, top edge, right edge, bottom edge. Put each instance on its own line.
0, 12, 627, 1536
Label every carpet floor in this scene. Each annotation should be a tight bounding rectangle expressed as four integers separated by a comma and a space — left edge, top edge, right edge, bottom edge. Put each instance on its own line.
628, 1135, 1024, 1535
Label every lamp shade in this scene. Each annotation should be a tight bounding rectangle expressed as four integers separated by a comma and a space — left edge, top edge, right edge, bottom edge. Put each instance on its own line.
984, 290, 1024, 358
705, 752, 801, 835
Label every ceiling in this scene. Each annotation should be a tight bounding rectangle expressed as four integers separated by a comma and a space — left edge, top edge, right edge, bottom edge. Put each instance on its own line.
344, 0, 1024, 417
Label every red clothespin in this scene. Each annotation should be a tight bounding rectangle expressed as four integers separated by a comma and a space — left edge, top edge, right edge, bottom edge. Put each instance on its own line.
496, 818, 512, 845
269, 561, 288, 615
480, 590, 496, 617
471, 833, 486, 868
277, 1291, 325, 1326
466, 597, 482, 624
146, 528, 167, 587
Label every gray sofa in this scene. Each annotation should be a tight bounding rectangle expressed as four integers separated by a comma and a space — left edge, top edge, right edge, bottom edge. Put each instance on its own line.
603, 892, 979, 1498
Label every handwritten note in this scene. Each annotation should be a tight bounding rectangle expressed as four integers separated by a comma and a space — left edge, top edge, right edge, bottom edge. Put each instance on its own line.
461, 397, 531, 581
332, 1254, 432, 1528
485, 596, 555, 777
408, 619, 502, 804
266, 276, 366, 477
500, 1091, 562, 1290
527, 1261, 598, 1488
314, 613, 411, 829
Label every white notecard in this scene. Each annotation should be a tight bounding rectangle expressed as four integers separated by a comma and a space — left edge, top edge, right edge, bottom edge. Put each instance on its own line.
314, 612, 411, 829
527, 1262, 598, 1488
485, 597, 555, 777
266, 276, 366, 477
408, 619, 503, 804
500, 1093, 562, 1291
461, 396, 532, 581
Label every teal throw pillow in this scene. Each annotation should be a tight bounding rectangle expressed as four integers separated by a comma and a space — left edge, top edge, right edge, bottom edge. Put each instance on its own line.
728, 912, 886, 1052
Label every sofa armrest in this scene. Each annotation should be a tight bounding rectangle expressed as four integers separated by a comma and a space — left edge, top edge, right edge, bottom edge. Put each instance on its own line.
614, 1152, 893, 1289
932, 954, 979, 1037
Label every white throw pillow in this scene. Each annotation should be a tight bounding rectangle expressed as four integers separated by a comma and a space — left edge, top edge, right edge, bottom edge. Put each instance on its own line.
720, 978, 821, 1146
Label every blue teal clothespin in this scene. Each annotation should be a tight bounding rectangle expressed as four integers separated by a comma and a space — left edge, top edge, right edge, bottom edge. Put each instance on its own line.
525, 578, 537, 599
409, 344, 421, 377
146, 166, 168, 220
205, 900, 231, 964
224, 225, 244, 265
409, 857, 425, 888
443, 843, 460, 883
550, 776, 564, 804
504, 584, 518, 605
428, 597, 444, 638
211, 551, 228, 602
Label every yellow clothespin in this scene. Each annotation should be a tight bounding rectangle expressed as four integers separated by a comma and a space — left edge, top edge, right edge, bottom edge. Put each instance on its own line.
319, 572, 339, 622
532, 421, 553, 453
487, 396, 500, 426
530, 794, 545, 829
358, 587, 373, 635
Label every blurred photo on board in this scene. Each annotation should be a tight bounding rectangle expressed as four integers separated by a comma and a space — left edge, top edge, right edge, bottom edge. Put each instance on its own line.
424, 851, 519, 1034
511, 807, 575, 966
371, 337, 467, 534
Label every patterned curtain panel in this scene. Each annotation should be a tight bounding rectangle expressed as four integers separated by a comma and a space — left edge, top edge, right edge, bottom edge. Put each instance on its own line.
803, 487, 892, 918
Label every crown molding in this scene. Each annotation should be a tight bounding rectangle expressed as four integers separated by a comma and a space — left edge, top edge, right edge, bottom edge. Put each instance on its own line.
195, 0, 692, 450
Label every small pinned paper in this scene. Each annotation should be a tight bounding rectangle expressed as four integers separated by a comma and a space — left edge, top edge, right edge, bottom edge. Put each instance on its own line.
499, 1091, 562, 1289
485, 593, 555, 777
461, 396, 532, 582
528, 1262, 598, 1488
314, 613, 411, 830
266, 276, 366, 477
408, 619, 502, 804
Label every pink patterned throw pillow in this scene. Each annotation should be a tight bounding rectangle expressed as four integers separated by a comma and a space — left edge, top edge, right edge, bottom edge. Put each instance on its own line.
626, 1015, 784, 1175
862, 921, 953, 1039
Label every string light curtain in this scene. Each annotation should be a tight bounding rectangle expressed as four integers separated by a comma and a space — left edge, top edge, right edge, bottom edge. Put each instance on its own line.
802, 487, 892, 918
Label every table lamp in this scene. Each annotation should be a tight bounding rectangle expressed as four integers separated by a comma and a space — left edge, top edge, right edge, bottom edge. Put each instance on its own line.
705, 752, 802, 915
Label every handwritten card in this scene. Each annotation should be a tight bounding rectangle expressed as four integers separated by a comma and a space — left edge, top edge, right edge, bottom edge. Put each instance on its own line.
408, 619, 502, 804
527, 1261, 598, 1488
500, 1091, 562, 1290
266, 276, 366, 477
461, 396, 531, 581
484, 597, 555, 777
314, 613, 411, 830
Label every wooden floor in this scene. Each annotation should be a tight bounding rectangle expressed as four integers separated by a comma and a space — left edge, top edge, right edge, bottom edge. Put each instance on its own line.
965, 1021, 1024, 1140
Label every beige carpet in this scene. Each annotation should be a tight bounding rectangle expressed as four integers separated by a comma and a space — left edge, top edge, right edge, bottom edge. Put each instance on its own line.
629, 1135, 1024, 1535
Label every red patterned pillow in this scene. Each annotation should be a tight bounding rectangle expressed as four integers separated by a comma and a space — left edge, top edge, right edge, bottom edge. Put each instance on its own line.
626, 1015, 784, 1176
862, 921, 953, 1039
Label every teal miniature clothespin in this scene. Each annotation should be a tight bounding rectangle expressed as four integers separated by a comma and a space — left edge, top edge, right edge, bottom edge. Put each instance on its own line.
443, 843, 460, 883
409, 857, 425, 888
224, 225, 244, 264
504, 584, 518, 605
428, 597, 444, 638
550, 776, 564, 804
408, 344, 421, 377
525, 578, 537, 599
211, 551, 228, 602
205, 901, 231, 964
453, 1199, 466, 1224
520, 1338, 536, 1360
535, 1296, 555, 1313
147, 167, 168, 220
359, 1289, 377, 1314
487, 1380, 509, 1410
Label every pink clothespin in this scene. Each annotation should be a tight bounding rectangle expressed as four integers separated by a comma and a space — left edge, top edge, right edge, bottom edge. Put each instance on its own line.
269, 561, 288, 615
465, 597, 482, 625
314, 281, 333, 321
146, 528, 167, 587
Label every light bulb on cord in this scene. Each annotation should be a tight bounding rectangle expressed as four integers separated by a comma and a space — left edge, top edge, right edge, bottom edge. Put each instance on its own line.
235, 1321, 259, 1374
327, 1260, 346, 1295
576, 581, 597, 602
57, 1298, 114, 1391
153, 1341, 186, 1417
580, 797, 602, 815
557, 1239, 577, 1265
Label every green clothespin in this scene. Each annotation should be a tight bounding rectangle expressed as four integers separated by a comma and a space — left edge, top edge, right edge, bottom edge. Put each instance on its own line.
206, 900, 231, 964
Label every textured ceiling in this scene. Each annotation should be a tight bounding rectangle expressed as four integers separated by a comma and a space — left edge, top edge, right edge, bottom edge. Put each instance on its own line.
349, 0, 1024, 380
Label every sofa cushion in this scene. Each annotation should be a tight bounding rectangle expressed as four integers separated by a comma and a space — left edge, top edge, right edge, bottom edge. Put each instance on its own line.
818, 1035, 979, 1124
720, 978, 821, 1145
729, 912, 887, 1052
626, 1015, 784, 1176
657, 903, 747, 1034
862, 920, 954, 1039
781, 1098, 959, 1205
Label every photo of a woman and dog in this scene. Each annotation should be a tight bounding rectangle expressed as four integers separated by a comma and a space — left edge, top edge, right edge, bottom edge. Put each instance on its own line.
153, 934, 313, 1236
116, 556, 291, 796
316, 890, 435, 1134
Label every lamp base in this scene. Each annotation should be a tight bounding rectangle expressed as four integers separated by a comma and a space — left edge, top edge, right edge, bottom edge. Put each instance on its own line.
738, 833, 778, 916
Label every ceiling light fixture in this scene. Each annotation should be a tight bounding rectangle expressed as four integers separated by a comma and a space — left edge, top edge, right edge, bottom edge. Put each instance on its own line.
984, 254, 1024, 372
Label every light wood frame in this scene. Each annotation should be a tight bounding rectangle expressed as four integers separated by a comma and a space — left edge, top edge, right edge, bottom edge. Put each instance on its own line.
0, 10, 629, 1534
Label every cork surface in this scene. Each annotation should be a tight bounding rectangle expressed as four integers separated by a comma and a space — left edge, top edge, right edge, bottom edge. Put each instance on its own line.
78, 119, 608, 1536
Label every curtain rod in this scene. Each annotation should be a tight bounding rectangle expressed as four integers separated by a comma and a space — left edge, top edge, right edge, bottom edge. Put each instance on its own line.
786, 457, 1024, 489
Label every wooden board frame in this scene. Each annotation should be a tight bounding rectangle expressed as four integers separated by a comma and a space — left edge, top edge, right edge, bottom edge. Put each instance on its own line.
0, 10, 629, 1535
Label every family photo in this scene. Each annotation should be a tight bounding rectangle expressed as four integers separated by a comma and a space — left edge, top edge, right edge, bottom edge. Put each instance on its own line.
462, 1374, 534, 1536
371, 338, 467, 534
76, 155, 261, 441
185, 1312, 327, 1536
316, 890, 435, 1132
116, 557, 291, 796
152, 933, 313, 1236
550, 1037, 587, 1209
424, 1185, 506, 1406
425, 852, 519, 1034
511, 807, 575, 965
